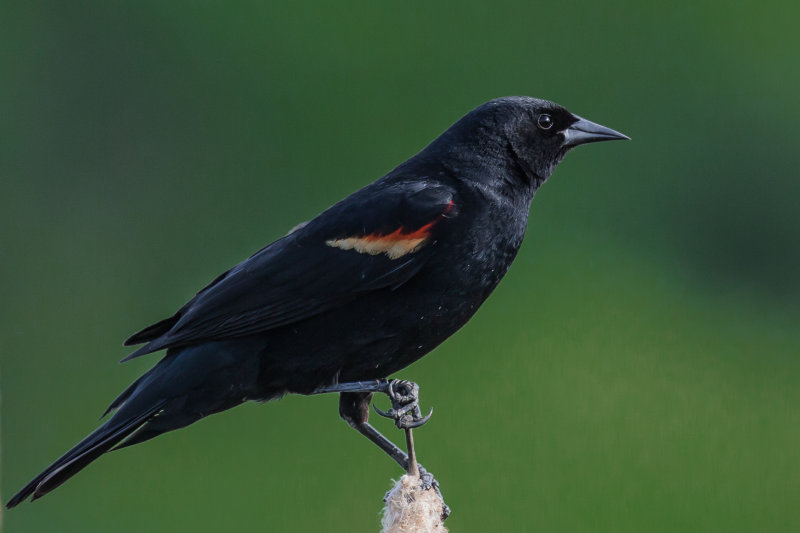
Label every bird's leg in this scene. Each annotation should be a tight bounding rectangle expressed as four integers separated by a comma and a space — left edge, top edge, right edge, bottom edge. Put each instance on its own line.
370, 379, 433, 477
336, 390, 411, 471
312, 379, 432, 475
338, 391, 449, 519
310, 381, 449, 518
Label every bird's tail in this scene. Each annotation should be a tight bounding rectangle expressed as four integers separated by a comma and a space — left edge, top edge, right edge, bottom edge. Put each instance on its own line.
8, 338, 268, 508
6, 399, 166, 507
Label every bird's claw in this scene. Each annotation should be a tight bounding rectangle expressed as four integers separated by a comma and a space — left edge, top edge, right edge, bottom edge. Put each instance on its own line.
418, 466, 451, 520
407, 407, 434, 428
372, 379, 433, 430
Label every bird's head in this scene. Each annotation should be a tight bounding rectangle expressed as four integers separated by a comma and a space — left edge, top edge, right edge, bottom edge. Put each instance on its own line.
427, 96, 629, 189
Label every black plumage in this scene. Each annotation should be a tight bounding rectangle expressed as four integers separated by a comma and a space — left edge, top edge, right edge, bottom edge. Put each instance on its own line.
8, 96, 627, 507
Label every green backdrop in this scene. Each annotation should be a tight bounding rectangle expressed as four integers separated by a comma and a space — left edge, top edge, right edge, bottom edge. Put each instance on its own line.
2, 2, 799, 532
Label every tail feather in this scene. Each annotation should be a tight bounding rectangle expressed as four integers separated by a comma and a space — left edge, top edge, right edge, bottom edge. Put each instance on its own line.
8, 338, 267, 508
101, 367, 154, 418
7, 400, 165, 508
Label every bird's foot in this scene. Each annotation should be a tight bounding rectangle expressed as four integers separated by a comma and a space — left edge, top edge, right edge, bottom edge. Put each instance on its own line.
383, 465, 450, 520
373, 379, 433, 430
422, 469, 451, 520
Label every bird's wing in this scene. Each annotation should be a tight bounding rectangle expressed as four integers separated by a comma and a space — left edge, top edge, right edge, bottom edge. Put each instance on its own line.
122, 181, 458, 360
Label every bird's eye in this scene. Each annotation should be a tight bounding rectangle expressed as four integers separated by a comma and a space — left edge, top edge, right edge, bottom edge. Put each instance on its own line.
537, 114, 554, 130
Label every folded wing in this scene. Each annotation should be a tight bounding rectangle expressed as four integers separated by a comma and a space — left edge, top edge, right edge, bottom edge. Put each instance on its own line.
123, 181, 457, 360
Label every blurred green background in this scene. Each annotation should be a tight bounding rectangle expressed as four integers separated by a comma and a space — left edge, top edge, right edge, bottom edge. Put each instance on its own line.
2, 1, 799, 531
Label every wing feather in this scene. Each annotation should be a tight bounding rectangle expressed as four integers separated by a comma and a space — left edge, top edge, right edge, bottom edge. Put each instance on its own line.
123, 181, 457, 361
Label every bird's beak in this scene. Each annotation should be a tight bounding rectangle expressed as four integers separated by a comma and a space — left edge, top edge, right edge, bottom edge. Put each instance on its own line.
562, 116, 630, 147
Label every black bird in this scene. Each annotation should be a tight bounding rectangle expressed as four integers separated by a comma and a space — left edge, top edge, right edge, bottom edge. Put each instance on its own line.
8, 96, 628, 508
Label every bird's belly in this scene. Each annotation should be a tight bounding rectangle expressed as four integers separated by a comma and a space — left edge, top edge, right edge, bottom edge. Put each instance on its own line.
256, 252, 509, 394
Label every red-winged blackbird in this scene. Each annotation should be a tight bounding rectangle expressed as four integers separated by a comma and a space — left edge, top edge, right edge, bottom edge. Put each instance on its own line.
8, 96, 627, 508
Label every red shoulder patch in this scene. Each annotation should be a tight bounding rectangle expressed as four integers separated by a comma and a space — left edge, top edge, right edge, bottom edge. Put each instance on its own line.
326, 201, 454, 259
